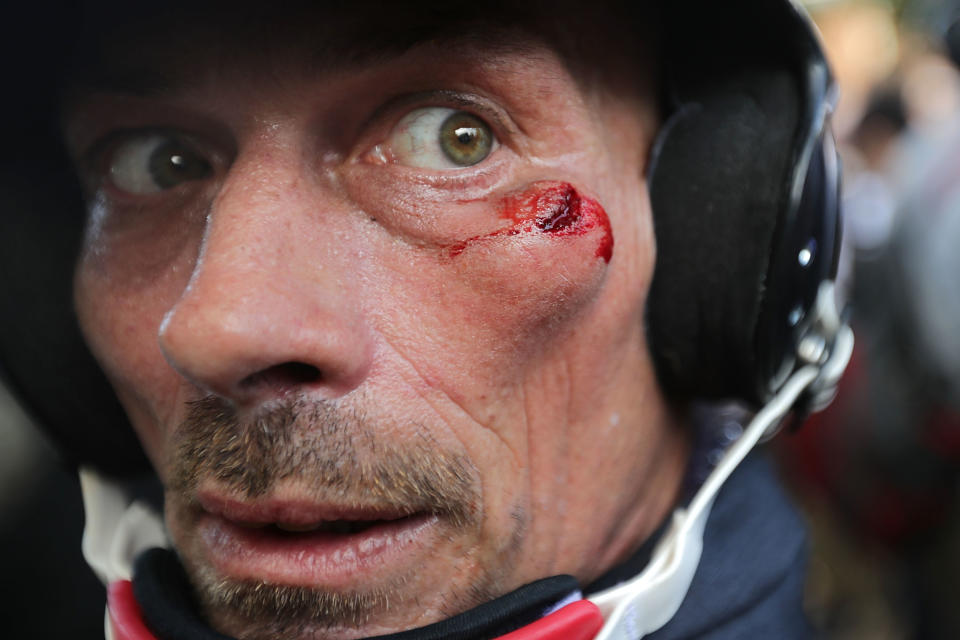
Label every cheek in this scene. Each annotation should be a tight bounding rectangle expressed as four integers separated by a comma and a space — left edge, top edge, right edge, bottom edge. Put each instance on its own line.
73, 255, 190, 468
412, 181, 615, 379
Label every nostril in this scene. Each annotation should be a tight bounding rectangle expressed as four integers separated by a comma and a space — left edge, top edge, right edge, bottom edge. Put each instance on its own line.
239, 362, 322, 393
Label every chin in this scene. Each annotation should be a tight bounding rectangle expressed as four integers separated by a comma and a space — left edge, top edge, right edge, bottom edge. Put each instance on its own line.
189, 563, 501, 640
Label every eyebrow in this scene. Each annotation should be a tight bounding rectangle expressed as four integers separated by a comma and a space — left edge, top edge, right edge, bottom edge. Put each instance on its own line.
66, 68, 190, 100
64, 33, 444, 101
62, 4, 547, 100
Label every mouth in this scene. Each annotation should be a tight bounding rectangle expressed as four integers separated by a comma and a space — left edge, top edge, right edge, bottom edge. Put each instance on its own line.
249, 520, 382, 534
194, 494, 440, 588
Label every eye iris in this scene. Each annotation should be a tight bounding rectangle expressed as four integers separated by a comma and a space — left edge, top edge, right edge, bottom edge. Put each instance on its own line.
439, 112, 492, 167
148, 139, 211, 190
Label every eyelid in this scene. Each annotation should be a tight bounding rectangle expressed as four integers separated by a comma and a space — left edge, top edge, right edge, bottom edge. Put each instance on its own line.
418, 90, 517, 138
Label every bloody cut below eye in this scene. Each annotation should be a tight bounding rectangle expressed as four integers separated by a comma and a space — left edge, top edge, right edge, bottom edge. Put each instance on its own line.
448, 181, 614, 262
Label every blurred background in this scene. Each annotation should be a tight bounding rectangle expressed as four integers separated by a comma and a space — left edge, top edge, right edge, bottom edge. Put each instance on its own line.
2, 0, 959, 637
775, 1, 960, 638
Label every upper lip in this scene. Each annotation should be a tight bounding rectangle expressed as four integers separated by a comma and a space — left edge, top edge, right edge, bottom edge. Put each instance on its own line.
197, 492, 417, 527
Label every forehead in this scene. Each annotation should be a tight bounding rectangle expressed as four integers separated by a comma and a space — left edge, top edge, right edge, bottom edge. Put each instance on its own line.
65, 0, 653, 98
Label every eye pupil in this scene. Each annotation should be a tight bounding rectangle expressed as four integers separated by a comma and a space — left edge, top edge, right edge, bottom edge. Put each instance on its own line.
439, 112, 492, 167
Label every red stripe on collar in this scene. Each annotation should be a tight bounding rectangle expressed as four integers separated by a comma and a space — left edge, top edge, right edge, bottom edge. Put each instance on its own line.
109, 580, 158, 640
496, 600, 604, 640
107, 580, 604, 640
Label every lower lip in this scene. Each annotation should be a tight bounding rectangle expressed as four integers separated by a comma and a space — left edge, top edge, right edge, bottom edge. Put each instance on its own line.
198, 513, 439, 588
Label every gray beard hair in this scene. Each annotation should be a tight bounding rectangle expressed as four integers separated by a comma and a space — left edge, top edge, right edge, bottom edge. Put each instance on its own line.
166, 394, 495, 638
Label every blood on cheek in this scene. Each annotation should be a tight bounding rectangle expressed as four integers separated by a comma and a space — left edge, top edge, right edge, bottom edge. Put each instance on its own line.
448, 182, 614, 262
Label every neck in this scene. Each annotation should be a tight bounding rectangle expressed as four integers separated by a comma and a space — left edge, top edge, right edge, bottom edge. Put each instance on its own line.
588, 403, 690, 582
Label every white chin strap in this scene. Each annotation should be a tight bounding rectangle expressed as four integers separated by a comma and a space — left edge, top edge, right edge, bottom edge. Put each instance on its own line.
79, 469, 169, 586
588, 283, 854, 639
79, 467, 169, 640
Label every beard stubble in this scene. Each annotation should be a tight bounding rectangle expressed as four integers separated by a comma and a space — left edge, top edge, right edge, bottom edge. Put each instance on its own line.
164, 393, 504, 639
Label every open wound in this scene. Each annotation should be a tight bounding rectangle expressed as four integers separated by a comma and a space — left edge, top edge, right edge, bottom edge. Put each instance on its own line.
448, 181, 613, 262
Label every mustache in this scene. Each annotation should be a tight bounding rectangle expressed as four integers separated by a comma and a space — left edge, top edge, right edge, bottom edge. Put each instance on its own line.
169, 394, 478, 527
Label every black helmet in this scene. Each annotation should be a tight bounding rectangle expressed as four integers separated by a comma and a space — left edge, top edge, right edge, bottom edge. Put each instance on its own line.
0, 0, 844, 478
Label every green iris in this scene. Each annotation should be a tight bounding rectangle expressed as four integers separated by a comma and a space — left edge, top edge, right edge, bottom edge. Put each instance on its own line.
438, 112, 493, 167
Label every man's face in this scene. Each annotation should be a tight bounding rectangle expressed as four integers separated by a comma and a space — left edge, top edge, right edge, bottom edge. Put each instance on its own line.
66, 7, 686, 640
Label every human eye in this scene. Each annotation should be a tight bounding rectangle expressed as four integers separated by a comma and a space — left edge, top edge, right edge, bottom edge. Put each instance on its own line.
101, 131, 213, 195
377, 107, 498, 170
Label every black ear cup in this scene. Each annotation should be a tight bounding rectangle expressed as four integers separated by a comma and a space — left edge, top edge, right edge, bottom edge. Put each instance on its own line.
646, 0, 845, 406
646, 69, 802, 403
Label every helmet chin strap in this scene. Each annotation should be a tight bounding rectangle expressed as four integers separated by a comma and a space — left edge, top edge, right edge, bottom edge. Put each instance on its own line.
79, 469, 169, 587
79, 466, 169, 640
588, 282, 853, 639
79, 285, 853, 640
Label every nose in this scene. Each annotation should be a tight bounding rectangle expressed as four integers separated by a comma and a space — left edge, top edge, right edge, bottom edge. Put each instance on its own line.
158, 147, 373, 406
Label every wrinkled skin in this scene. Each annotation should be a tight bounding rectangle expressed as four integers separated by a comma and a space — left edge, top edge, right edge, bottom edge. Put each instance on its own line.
66, 6, 689, 640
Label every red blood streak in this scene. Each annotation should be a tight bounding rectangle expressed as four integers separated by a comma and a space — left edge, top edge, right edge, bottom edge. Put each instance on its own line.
448, 182, 613, 262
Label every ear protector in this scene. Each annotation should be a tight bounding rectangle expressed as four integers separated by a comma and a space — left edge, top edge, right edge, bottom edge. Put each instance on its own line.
646, 0, 844, 405
0, 0, 848, 479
